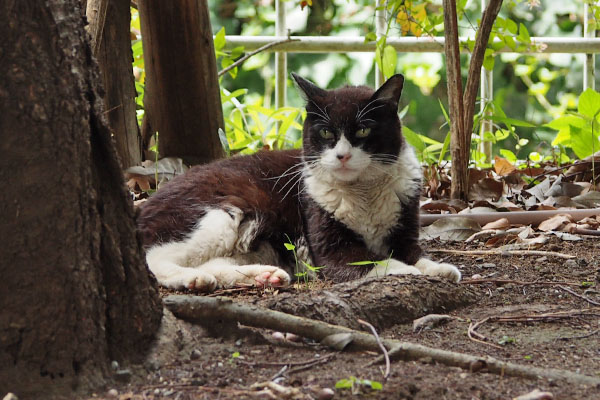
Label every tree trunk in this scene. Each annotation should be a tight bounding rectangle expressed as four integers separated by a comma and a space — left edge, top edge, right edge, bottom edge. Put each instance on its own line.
91, 0, 144, 168
0, 1, 162, 398
442, 0, 503, 201
138, 0, 225, 165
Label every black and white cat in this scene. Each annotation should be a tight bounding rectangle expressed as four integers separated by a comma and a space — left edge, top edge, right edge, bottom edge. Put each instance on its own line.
137, 73, 460, 292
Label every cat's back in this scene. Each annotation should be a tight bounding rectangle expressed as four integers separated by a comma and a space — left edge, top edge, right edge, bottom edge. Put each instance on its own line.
137, 149, 303, 246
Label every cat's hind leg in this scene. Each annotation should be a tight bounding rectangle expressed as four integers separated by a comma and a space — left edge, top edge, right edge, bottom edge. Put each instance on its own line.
199, 258, 291, 288
146, 242, 218, 291
145, 208, 244, 291
414, 258, 461, 282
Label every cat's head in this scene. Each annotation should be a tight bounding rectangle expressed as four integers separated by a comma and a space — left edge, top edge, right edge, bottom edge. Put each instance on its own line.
292, 73, 405, 183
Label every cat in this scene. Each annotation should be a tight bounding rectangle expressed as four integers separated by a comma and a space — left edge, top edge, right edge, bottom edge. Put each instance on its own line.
136, 73, 460, 292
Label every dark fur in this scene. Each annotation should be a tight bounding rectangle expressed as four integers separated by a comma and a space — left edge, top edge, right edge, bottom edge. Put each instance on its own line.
137, 74, 422, 283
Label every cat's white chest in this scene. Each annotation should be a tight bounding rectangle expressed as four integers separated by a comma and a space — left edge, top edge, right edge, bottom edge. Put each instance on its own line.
304, 146, 422, 256
332, 185, 401, 255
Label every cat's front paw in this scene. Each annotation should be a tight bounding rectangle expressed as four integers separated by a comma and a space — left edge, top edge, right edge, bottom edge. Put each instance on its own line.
366, 259, 422, 278
415, 258, 461, 283
163, 270, 218, 293
253, 267, 291, 288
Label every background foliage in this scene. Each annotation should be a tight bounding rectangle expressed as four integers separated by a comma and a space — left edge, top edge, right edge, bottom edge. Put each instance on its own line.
132, 1, 600, 164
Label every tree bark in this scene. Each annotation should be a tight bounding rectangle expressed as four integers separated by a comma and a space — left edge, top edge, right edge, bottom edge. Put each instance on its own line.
90, 0, 143, 168
0, 1, 162, 398
443, 0, 503, 201
138, 0, 225, 165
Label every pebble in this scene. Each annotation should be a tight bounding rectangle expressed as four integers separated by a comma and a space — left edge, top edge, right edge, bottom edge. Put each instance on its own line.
3, 394, 18, 400
272, 331, 285, 341
235, 339, 243, 346
565, 259, 577, 268
471, 274, 482, 280
316, 388, 335, 400
114, 369, 132, 383
481, 262, 496, 269
111, 360, 119, 371
107, 389, 118, 398
190, 349, 202, 360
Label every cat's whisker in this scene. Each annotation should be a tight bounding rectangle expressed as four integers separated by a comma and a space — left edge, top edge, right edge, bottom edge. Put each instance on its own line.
357, 104, 386, 123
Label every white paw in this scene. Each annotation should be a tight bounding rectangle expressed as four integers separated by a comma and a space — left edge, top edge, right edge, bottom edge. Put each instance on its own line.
164, 269, 217, 292
366, 259, 422, 278
415, 258, 461, 283
252, 266, 291, 288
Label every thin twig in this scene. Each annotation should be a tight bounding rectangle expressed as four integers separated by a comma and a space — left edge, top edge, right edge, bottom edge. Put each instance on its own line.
467, 317, 502, 349
461, 279, 582, 286
468, 308, 600, 349
556, 329, 600, 341
572, 228, 600, 237
557, 286, 600, 306
237, 353, 335, 368
218, 37, 299, 77
358, 319, 390, 379
429, 248, 576, 259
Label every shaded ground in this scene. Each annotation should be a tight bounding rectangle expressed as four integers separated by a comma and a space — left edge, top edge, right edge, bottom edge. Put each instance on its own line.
93, 236, 600, 399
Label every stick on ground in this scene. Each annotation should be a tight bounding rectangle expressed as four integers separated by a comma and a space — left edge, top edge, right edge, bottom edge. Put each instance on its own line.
164, 295, 600, 387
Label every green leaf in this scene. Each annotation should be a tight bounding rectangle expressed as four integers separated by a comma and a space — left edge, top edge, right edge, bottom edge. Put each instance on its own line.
570, 125, 598, 159
483, 49, 495, 71
284, 242, 295, 251
517, 23, 531, 43
495, 129, 510, 141
578, 88, 600, 119
214, 27, 226, 51
506, 18, 518, 35
347, 260, 377, 266
500, 149, 517, 163
485, 115, 536, 128
370, 381, 383, 390
402, 126, 427, 152
364, 32, 377, 42
381, 45, 397, 79
439, 131, 451, 163
335, 379, 354, 389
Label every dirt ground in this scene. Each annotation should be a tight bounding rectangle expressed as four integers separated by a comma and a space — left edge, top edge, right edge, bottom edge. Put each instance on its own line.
92, 236, 600, 400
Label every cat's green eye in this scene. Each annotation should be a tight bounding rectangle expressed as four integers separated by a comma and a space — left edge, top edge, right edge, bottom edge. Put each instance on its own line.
319, 129, 334, 139
356, 128, 371, 138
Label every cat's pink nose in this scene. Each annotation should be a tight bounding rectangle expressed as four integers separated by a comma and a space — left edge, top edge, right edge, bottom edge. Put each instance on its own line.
337, 153, 352, 163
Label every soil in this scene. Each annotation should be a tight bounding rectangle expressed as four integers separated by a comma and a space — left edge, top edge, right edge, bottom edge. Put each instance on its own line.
92, 236, 600, 400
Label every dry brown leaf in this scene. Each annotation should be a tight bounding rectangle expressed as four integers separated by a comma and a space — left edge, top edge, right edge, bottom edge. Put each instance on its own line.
421, 217, 481, 241
494, 156, 516, 176
127, 176, 151, 192
537, 214, 573, 232
469, 178, 505, 202
481, 218, 510, 230
485, 233, 518, 247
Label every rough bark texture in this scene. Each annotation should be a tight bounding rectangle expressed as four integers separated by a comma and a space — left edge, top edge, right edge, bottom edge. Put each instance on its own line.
443, 0, 503, 201
0, 1, 162, 398
138, 0, 224, 165
93, 0, 143, 167
250, 276, 476, 330
442, 0, 467, 201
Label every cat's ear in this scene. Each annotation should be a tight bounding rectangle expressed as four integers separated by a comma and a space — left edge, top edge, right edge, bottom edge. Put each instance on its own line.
291, 73, 327, 102
371, 74, 404, 106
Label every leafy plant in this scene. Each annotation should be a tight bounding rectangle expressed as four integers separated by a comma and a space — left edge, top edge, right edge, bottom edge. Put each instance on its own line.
284, 236, 324, 288
547, 88, 600, 159
335, 376, 383, 394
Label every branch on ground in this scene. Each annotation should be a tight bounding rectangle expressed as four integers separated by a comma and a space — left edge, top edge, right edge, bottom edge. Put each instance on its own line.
164, 295, 600, 387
